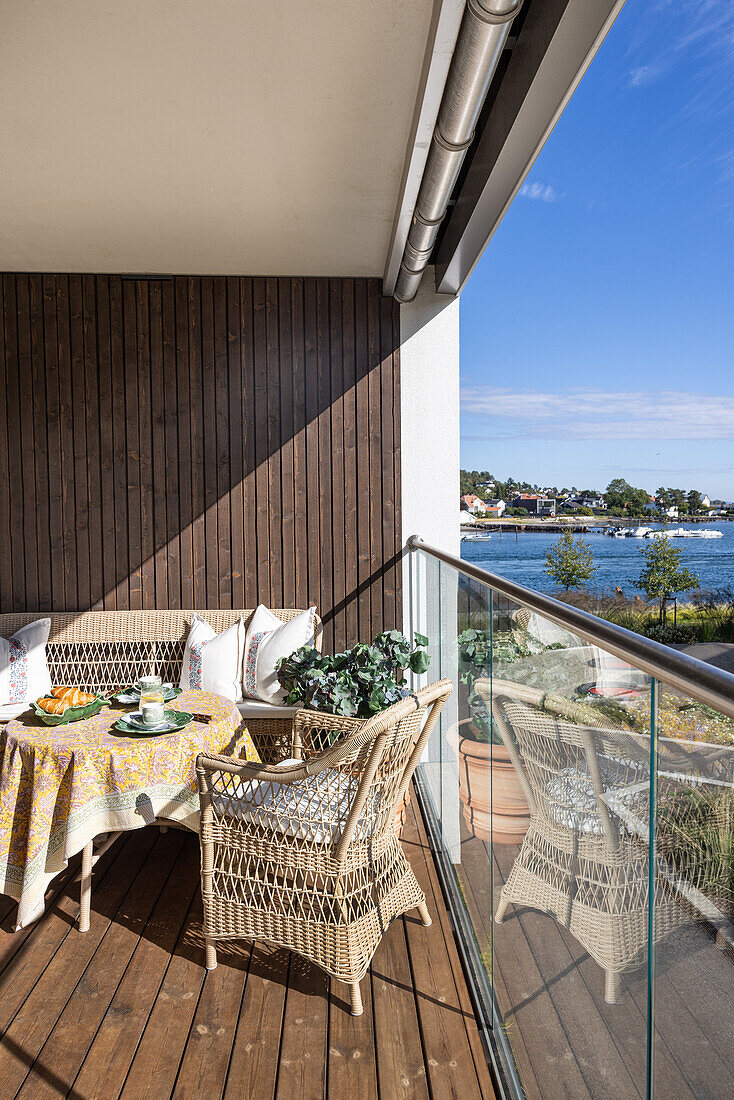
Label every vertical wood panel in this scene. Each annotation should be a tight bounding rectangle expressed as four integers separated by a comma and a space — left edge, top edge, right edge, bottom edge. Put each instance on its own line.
342, 280, 358, 647
188, 277, 206, 609
30, 274, 51, 611
279, 277, 295, 610
291, 278, 308, 611
354, 280, 373, 643
0, 278, 13, 611
82, 275, 103, 611
240, 278, 258, 608
252, 278, 270, 605
317, 280, 333, 652
149, 281, 168, 611
304, 279, 321, 624
56, 276, 78, 610
174, 277, 194, 609
266, 278, 282, 609
16, 276, 39, 611
161, 279, 180, 608
96, 277, 117, 610
109, 276, 128, 609
329, 279, 346, 653
0, 274, 401, 645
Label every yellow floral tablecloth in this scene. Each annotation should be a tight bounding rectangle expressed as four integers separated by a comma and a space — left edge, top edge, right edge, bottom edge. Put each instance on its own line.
0, 690, 259, 927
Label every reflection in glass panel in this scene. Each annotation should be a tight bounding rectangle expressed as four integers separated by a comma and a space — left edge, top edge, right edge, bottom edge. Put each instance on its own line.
652, 679, 734, 1098
486, 597, 654, 1098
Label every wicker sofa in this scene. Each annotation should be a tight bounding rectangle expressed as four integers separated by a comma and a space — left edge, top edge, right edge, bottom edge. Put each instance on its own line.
0, 609, 322, 761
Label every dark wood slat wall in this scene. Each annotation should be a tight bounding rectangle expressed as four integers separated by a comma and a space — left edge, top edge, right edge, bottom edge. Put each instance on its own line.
0, 274, 401, 650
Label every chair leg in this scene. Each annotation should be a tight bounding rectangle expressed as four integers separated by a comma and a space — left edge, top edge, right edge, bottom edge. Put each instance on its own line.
605, 969, 621, 1004
205, 938, 218, 971
78, 840, 93, 932
348, 981, 363, 1017
494, 895, 510, 924
416, 901, 432, 927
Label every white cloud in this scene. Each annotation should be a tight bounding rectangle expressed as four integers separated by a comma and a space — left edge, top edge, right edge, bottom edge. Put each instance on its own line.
460, 387, 734, 441
628, 65, 659, 87
519, 181, 557, 203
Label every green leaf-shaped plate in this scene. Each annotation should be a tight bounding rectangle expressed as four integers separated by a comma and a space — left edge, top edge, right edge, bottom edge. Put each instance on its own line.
113, 709, 194, 737
29, 695, 110, 726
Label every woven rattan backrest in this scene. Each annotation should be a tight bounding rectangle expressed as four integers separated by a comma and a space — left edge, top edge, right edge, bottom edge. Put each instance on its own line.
0, 609, 322, 695
332, 679, 452, 859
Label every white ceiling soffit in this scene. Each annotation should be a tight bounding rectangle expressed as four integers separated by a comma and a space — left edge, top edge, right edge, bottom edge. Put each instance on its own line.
0, 0, 435, 275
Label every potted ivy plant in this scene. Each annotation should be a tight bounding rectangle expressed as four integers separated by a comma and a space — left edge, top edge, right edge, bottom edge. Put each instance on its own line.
449, 627, 531, 845
276, 630, 431, 834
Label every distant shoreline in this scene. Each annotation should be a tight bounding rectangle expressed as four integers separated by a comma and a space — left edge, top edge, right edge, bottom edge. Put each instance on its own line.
462, 517, 733, 534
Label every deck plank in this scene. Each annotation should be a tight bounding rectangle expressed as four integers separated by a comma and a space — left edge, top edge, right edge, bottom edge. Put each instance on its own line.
406, 799, 497, 1100
0, 830, 156, 1095
72, 838, 202, 1099
223, 943, 289, 1100
118, 890, 207, 1099
275, 954, 329, 1100
171, 950, 248, 1100
17, 831, 184, 1099
327, 971, 378, 1100
371, 918, 429, 1100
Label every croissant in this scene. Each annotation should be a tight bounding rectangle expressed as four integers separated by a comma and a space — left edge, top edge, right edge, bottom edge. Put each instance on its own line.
51, 686, 96, 707
37, 696, 70, 715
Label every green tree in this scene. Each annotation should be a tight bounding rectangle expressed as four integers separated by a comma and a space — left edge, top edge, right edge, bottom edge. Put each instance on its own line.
544, 531, 597, 591
687, 490, 703, 514
634, 535, 700, 621
605, 478, 650, 515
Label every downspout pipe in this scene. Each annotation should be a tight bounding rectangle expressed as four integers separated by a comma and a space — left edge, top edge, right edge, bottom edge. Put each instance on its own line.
394, 0, 522, 302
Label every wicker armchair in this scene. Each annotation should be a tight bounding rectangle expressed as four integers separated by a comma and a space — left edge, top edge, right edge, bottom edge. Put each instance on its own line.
196, 679, 452, 1015
475, 678, 684, 1003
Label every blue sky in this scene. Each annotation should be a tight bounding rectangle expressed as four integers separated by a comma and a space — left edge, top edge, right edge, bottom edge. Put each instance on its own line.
460, 0, 734, 499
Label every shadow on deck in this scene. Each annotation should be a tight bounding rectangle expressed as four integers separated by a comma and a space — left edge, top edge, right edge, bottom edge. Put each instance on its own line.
0, 796, 495, 1099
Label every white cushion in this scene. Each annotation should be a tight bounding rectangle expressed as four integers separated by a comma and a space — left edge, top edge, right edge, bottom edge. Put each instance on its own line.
236, 699, 300, 719
0, 619, 52, 706
0, 702, 31, 723
213, 759, 367, 844
179, 614, 244, 702
242, 605, 316, 704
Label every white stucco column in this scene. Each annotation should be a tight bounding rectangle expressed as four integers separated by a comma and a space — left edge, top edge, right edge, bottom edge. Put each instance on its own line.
399, 269, 461, 861
399, 267, 460, 561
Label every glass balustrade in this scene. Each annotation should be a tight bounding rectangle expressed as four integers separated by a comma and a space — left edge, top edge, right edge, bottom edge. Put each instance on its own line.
407, 545, 734, 1100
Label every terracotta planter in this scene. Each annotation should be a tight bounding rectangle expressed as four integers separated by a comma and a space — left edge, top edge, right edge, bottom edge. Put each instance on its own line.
448, 720, 530, 845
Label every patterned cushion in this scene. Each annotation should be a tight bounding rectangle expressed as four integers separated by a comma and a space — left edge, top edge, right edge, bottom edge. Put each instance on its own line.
179, 614, 244, 702
242, 605, 316, 704
213, 759, 370, 844
0, 619, 52, 706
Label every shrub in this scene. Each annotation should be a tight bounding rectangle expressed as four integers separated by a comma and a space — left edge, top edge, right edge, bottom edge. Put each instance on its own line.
276, 630, 430, 719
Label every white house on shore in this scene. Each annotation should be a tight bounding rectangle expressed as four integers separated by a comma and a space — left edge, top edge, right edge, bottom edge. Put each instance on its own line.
646, 501, 679, 518
460, 494, 487, 515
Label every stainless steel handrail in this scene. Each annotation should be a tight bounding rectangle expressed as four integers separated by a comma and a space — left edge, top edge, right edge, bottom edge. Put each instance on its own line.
407, 535, 734, 721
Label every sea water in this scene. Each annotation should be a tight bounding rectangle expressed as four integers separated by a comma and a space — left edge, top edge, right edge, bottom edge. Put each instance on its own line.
460, 524, 734, 597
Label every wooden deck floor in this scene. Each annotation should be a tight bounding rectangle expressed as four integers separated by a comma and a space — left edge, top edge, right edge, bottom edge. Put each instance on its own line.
0, 797, 495, 1100
456, 822, 734, 1100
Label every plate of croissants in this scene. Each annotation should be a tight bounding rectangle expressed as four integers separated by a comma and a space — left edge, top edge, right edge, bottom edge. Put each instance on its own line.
30, 686, 110, 725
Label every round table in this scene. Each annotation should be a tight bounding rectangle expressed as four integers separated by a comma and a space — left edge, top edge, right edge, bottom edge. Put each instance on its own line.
0, 689, 259, 928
